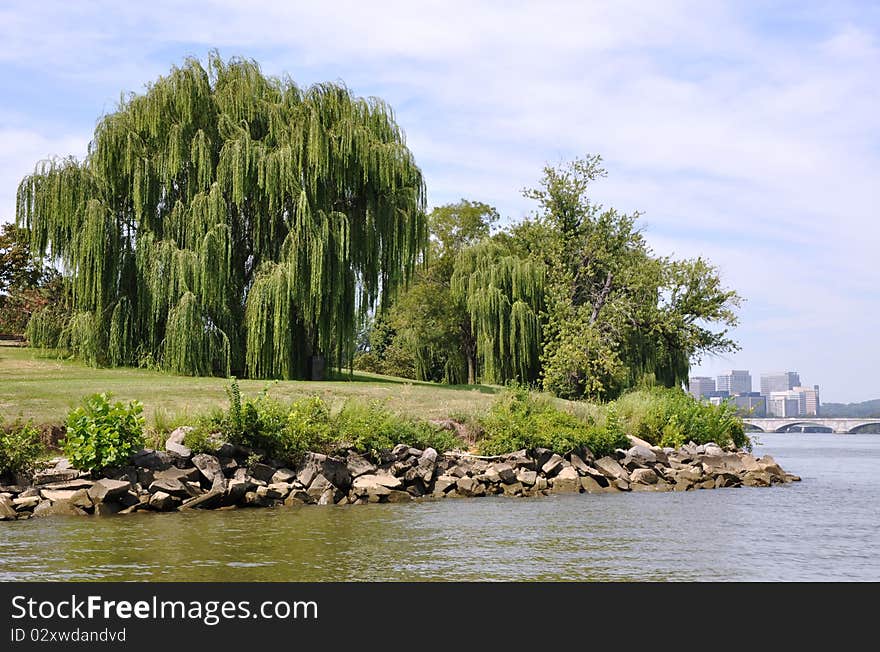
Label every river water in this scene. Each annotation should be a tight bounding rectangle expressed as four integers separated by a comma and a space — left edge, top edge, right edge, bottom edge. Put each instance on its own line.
1, 433, 878, 581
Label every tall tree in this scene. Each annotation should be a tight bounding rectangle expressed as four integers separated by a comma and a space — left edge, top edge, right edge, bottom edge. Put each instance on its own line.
0, 222, 64, 336
17, 53, 426, 378
523, 155, 740, 400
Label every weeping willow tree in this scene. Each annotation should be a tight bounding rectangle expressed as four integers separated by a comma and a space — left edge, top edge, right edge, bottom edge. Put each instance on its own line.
451, 241, 544, 385
17, 53, 426, 378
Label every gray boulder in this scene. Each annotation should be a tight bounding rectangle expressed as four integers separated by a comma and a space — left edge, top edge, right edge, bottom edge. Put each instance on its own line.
516, 469, 537, 486
148, 491, 179, 511
271, 468, 297, 484
148, 478, 189, 498
0, 496, 16, 520
455, 476, 485, 497
192, 454, 223, 483
131, 449, 173, 470
297, 453, 351, 489
32, 468, 80, 486
88, 479, 132, 503
593, 456, 631, 482
627, 445, 657, 464
629, 468, 658, 485
541, 453, 564, 476
165, 426, 193, 458
32, 499, 88, 517
550, 466, 581, 493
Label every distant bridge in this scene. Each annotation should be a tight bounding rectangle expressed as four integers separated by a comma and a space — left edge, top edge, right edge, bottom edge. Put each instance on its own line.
742, 417, 880, 434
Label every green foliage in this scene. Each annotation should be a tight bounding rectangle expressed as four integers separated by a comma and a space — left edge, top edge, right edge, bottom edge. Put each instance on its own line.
477, 387, 628, 457
191, 380, 462, 462
451, 241, 544, 385
62, 393, 145, 470
0, 222, 66, 336
520, 155, 740, 400
335, 401, 461, 458
18, 52, 426, 379
0, 418, 46, 477
614, 387, 749, 450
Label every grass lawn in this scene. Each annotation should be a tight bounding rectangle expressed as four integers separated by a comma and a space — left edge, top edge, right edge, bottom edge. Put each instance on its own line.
0, 342, 503, 426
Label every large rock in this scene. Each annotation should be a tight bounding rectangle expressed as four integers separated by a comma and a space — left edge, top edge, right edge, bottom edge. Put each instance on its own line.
579, 476, 606, 494
68, 489, 93, 510
271, 468, 297, 484
629, 468, 658, 485
39, 479, 93, 491
550, 466, 581, 493
352, 474, 402, 492
12, 496, 40, 512
88, 479, 132, 504
149, 478, 190, 498
432, 475, 458, 496
32, 499, 87, 517
165, 426, 193, 458
192, 454, 223, 483
501, 482, 524, 496
385, 490, 412, 503
742, 471, 772, 487
415, 448, 438, 483
0, 496, 16, 520
714, 472, 741, 489
627, 445, 657, 464
516, 469, 537, 486
154, 466, 201, 484
32, 468, 80, 486
93, 502, 122, 517
757, 456, 785, 478
131, 449, 173, 470
593, 456, 631, 482
306, 474, 345, 502
148, 491, 179, 511
180, 489, 224, 510
489, 463, 517, 484
455, 476, 485, 497
568, 453, 592, 475
297, 453, 351, 489
541, 453, 565, 476
344, 453, 376, 479
249, 462, 276, 483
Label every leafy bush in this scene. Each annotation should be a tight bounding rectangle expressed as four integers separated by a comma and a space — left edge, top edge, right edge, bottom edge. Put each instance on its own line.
189, 380, 463, 462
477, 387, 629, 457
614, 387, 749, 450
62, 393, 145, 470
335, 400, 461, 458
0, 418, 46, 478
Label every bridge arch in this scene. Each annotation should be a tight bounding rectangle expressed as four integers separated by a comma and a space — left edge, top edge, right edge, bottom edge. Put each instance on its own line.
773, 422, 833, 433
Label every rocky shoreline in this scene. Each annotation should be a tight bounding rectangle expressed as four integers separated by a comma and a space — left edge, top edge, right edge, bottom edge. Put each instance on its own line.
0, 430, 801, 521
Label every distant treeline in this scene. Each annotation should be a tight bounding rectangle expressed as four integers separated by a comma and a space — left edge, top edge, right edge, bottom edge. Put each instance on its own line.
820, 399, 880, 418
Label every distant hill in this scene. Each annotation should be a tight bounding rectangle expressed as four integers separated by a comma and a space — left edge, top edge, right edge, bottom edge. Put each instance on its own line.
821, 399, 880, 418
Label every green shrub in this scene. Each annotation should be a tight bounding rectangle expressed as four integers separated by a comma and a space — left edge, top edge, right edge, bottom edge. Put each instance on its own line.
477, 387, 629, 457
615, 387, 749, 450
0, 418, 46, 478
335, 400, 461, 458
190, 380, 464, 462
62, 393, 145, 471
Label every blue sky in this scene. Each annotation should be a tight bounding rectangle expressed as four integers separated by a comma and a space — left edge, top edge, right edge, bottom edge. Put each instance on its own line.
1, 1, 877, 402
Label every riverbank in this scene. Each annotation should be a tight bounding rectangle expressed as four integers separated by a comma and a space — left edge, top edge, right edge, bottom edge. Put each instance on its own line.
0, 431, 799, 521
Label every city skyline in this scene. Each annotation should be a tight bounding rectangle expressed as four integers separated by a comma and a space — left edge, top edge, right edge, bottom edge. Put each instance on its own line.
0, 2, 877, 402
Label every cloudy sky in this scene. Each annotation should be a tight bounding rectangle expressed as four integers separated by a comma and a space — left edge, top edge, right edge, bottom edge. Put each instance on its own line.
1, 1, 877, 401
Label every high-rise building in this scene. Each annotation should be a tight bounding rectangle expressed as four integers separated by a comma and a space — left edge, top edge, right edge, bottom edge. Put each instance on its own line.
688, 376, 716, 399
717, 370, 752, 395
732, 393, 767, 417
760, 371, 800, 396
768, 390, 803, 417
794, 385, 820, 416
